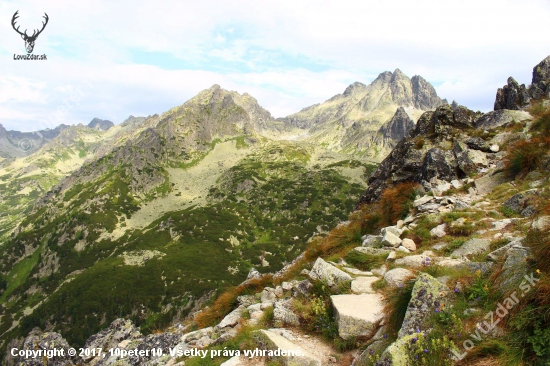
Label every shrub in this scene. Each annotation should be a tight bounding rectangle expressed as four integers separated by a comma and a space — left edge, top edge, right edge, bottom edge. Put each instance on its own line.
504, 139, 544, 178
378, 182, 419, 226
194, 277, 271, 328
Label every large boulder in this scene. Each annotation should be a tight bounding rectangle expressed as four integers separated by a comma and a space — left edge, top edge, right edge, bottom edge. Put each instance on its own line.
503, 190, 538, 217
308, 257, 352, 288
398, 273, 450, 338
331, 294, 385, 340
217, 305, 246, 329
383, 268, 415, 287
497, 245, 532, 294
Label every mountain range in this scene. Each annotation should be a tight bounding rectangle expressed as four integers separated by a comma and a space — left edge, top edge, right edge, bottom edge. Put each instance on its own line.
0, 68, 448, 359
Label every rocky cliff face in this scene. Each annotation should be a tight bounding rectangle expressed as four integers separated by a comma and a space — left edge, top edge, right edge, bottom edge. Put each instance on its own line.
494, 55, 550, 110
377, 106, 415, 142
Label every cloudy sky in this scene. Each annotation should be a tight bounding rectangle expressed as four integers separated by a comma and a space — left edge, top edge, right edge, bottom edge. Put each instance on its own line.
0, 0, 549, 131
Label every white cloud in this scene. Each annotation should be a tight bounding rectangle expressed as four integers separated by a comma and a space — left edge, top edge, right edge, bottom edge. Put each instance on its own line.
0, 0, 549, 130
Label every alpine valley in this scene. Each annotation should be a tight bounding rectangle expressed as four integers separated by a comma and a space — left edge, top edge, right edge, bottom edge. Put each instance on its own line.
2, 57, 550, 366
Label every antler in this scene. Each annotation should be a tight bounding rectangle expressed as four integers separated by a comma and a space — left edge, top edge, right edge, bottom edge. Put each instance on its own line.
30, 13, 49, 38
11, 11, 27, 37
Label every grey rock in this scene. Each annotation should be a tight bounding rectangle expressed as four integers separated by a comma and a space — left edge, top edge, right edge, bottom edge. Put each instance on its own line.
381, 231, 402, 247
308, 258, 352, 288
362, 235, 382, 248
532, 216, 550, 230
237, 295, 258, 307
503, 190, 539, 217
430, 224, 447, 238
384, 268, 415, 287
83, 319, 142, 362
466, 137, 491, 152
331, 294, 384, 340
394, 253, 436, 268
380, 226, 403, 237
475, 109, 532, 130
358, 105, 481, 206
398, 273, 450, 338
217, 305, 245, 329
498, 246, 531, 293
6, 329, 76, 366
273, 299, 300, 327
261, 288, 277, 303
354, 247, 391, 256
413, 195, 434, 207
451, 238, 491, 258
292, 280, 313, 296
246, 267, 262, 280
475, 172, 509, 195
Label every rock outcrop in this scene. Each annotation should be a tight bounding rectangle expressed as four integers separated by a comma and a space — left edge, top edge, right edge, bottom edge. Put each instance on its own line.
494, 55, 550, 110
358, 104, 484, 205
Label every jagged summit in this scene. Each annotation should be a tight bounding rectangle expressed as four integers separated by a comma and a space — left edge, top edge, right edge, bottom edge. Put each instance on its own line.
281, 68, 446, 160
88, 118, 114, 131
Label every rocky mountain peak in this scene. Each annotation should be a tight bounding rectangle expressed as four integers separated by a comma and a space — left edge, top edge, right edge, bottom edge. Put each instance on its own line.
88, 118, 114, 131
391, 68, 407, 81
411, 75, 445, 110
373, 71, 394, 85
0, 123, 6, 138
343, 81, 367, 96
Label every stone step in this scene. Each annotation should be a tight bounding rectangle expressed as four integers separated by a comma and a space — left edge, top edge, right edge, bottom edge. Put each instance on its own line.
331, 293, 384, 340
254, 329, 321, 366
351, 276, 379, 294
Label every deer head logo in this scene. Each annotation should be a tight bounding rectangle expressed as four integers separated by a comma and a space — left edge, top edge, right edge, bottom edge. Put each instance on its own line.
12, 11, 49, 54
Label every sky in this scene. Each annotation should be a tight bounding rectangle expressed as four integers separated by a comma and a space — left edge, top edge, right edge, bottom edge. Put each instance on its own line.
0, 0, 549, 131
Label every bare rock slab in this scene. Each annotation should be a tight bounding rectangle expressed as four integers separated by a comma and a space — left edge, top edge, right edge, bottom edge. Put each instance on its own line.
254, 329, 321, 366
451, 238, 490, 258
351, 276, 379, 294
331, 294, 384, 340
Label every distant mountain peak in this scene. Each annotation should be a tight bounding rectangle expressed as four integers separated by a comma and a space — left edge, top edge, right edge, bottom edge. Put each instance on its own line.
343, 82, 367, 96
88, 118, 114, 131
